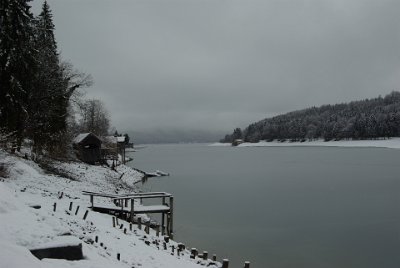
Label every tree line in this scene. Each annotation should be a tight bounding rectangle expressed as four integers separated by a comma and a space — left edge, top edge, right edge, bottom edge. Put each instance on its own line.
222, 92, 400, 143
0, 0, 114, 156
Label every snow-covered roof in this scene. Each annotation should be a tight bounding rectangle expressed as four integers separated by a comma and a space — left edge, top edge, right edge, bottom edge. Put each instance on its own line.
117, 136, 125, 143
101, 136, 117, 144
73, 133, 92, 144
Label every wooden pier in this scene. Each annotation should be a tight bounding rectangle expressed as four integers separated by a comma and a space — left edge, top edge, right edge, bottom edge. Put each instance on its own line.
82, 191, 174, 236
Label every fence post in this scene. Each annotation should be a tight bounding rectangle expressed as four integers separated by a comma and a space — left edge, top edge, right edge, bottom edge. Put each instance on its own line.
156, 224, 160, 236
130, 198, 134, 222
161, 213, 165, 235
203, 251, 208, 260
222, 259, 229, 268
169, 196, 174, 234
83, 210, 89, 220
191, 248, 198, 258
244, 261, 250, 268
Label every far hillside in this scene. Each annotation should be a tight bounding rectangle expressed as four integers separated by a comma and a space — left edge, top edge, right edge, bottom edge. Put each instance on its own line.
222, 92, 400, 143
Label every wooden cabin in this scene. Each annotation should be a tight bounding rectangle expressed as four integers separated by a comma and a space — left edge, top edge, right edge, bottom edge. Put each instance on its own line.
73, 133, 102, 164
116, 136, 126, 164
100, 136, 118, 162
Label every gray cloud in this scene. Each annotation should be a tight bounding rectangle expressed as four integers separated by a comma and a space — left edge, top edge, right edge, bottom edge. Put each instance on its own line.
32, 0, 400, 136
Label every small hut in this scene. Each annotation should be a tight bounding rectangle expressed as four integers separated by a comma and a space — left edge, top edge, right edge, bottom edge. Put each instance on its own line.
100, 136, 118, 162
116, 136, 126, 164
100, 135, 127, 164
73, 133, 102, 164
232, 139, 244, 146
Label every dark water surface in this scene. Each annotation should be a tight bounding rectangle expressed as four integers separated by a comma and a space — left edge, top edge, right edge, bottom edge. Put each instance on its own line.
128, 144, 400, 268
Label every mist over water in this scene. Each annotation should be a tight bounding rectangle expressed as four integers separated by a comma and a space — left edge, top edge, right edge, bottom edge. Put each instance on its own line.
128, 144, 400, 268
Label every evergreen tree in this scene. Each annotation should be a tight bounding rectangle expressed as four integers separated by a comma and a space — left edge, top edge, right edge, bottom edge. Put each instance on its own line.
29, 0, 67, 153
124, 133, 130, 144
0, 0, 36, 148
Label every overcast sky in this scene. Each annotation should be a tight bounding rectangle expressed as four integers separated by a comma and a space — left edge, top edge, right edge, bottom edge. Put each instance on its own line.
32, 0, 400, 134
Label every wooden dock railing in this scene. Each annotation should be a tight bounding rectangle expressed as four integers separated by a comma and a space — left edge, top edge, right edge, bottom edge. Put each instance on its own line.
82, 190, 174, 236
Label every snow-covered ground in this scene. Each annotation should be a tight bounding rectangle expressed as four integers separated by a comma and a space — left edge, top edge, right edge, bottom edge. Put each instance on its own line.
210, 138, 400, 149
0, 150, 219, 268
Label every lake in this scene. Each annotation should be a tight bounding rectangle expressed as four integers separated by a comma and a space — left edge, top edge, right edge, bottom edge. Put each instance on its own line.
127, 144, 400, 268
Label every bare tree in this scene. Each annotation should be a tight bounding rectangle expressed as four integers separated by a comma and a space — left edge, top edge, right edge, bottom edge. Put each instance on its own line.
78, 99, 110, 136
60, 61, 93, 99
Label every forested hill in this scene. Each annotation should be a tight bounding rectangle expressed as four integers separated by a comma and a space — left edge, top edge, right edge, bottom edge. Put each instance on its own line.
221, 92, 400, 143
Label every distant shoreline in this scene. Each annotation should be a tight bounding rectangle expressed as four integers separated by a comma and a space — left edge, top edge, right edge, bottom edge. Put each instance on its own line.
210, 138, 400, 149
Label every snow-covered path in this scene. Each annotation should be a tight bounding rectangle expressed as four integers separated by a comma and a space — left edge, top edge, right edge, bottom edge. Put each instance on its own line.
0, 151, 218, 268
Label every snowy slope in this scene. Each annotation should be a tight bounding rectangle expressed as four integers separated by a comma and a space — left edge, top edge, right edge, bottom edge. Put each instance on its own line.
0, 151, 219, 268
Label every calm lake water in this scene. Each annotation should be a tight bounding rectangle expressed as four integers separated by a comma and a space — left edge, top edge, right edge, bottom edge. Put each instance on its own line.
127, 144, 400, 268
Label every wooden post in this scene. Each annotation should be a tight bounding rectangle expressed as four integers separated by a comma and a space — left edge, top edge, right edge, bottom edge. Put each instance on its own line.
169, 196, 174, 234
95, 236, 98, 243
130, 198, 134, 223
145, 221, 150, 234
69, 202, 73, 211
178, 243, 185, 251
124, 228, 127, 234
156, 224, 160, 236
244, 261, 250, 268
53, 202, 56, 212
125, 199, 128, 207
164, 236, 169, 243
75, 206, 80, 215
112, 217, 116, 228
117, 253, 120, 261
161, 213, 165, 235
90, 195, 94, 208
203, 251, 208, 260
129, 223, 132, 231
138, 217, 142, 230
222, 259, 229, 268
166, 213, 170, 235
191, 248, 198, 258
212, 254, 217, 261
83, 210, 89, 220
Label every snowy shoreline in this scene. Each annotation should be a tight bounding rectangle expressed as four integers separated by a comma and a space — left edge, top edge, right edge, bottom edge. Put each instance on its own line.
0, 150, 219, 268
210, 138, 400, 149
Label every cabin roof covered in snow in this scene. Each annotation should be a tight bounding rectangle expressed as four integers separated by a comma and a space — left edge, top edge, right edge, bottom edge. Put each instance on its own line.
73, 133, 102, 147
117, 136, 125, 143
73, 133, 91, 144
101, 136, 117, 144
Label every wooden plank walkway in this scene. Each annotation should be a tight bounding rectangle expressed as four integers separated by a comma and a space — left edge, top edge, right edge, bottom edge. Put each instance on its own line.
82, 190, 174, 236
